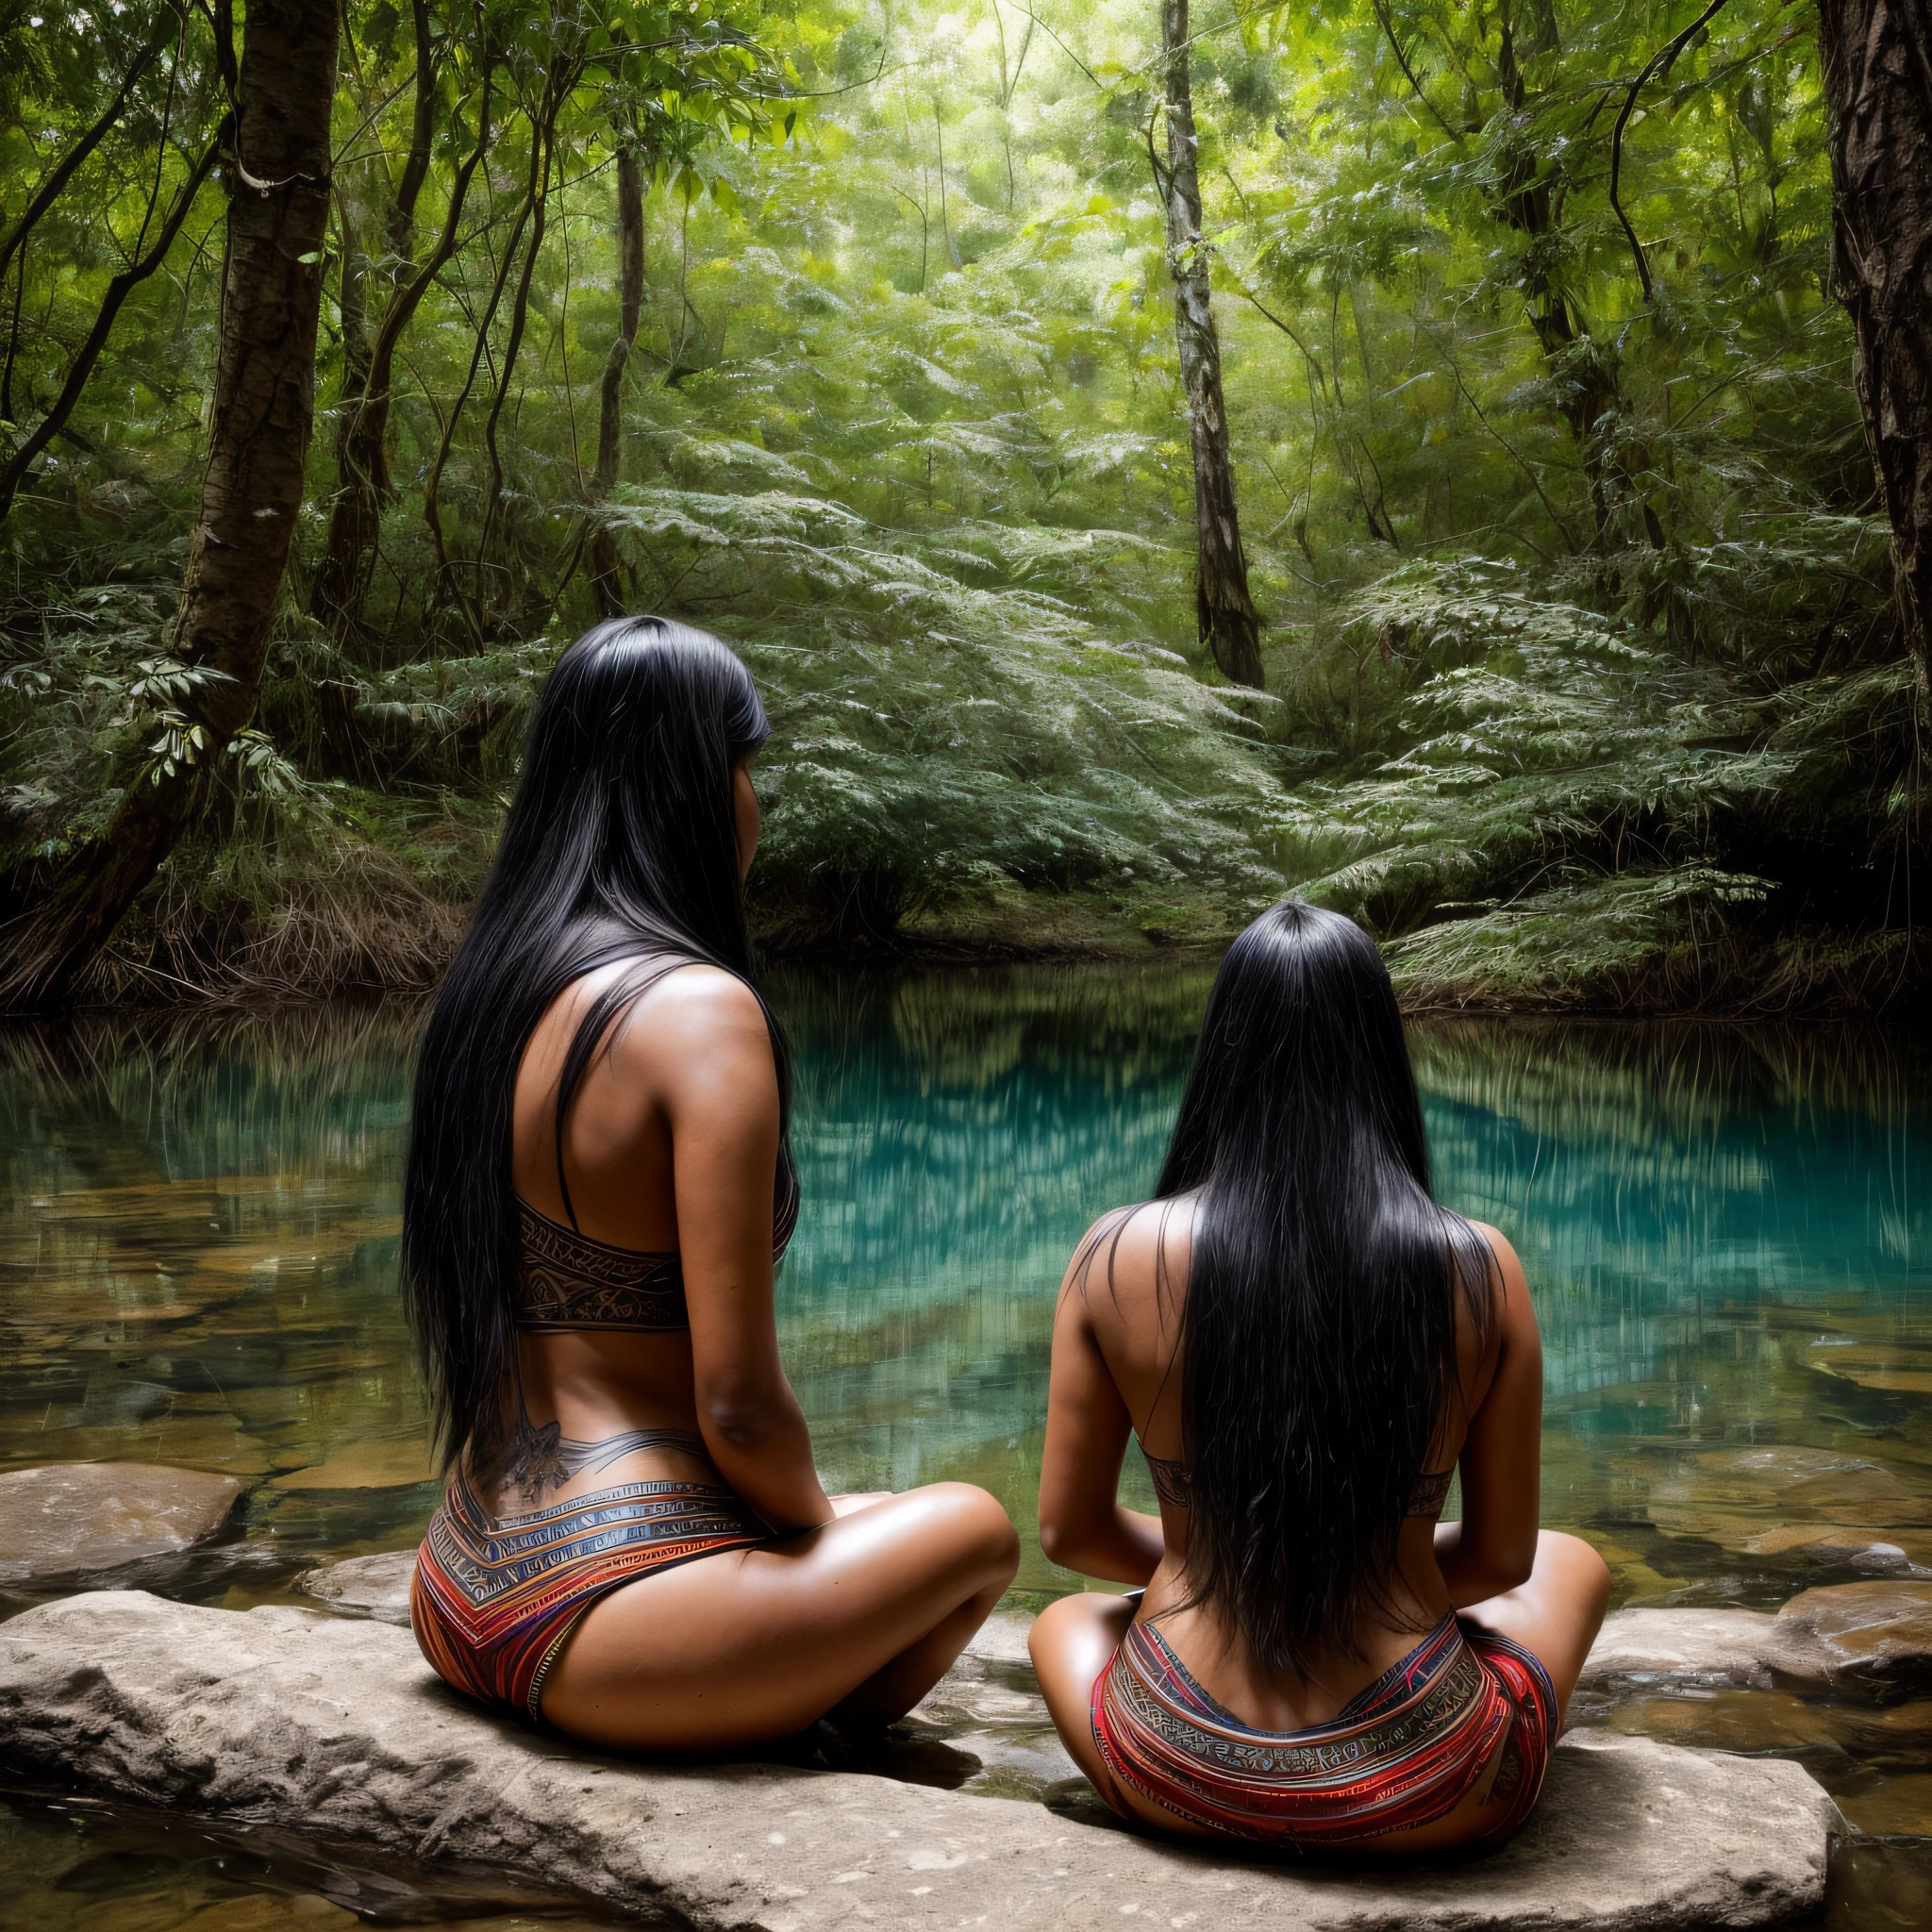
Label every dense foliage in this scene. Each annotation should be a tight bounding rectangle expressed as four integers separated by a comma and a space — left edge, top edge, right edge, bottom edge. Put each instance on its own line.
0, 0, 1918, 1007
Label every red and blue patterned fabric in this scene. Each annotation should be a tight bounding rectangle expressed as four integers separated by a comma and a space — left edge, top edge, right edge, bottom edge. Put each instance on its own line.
1090, 1611, 1556, 1850
411, 1470, 766, 1723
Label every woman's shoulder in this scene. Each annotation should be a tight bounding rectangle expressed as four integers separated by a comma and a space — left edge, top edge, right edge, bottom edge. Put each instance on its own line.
1062, 1195, 1199, 1306
533, 959, 773, 1116
1457, 1218, 1528, 1303
599, 962, 772, 1083
625, 958, 765, 1025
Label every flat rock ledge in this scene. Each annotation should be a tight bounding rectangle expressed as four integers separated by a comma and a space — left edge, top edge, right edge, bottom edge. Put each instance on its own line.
1582, 1584, 1932, 1699
0, 1462, 242, 1589
0, 1592, 1834, 1931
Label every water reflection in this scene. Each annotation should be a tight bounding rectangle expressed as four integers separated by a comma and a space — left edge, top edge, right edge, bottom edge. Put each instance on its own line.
6, 981, 1932, 1924
775, 966, 1208, 1545
5, 986, 1932, 1607
1414, 1023, 1932, 1606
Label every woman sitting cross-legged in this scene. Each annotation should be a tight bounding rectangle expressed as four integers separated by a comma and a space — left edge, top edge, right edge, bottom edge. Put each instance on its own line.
1029, 900, 1609, 1856
403, 615, 1018, 1748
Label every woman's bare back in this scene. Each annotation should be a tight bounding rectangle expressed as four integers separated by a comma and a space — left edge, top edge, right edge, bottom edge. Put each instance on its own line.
485, 960, 761, 1518
1051, 1194, 1521, 1729
1030, 1192, 1609, 1852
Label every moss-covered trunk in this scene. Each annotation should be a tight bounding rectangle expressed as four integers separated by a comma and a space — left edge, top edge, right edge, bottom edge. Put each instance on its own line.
1157, 0, 1264, 691
1818, 0, 1932, 691
0, 0, 340, 1009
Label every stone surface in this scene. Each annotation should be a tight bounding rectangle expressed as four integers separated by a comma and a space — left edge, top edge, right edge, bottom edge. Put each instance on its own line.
905, 1607, 1080, 1798
1581, 1607, 1793, 1693
1580, 1587, 1932, 1702
299, 1549, 418, 1624
960, 1608, 1035, 1665
1777, 1580, 1932, 1697
0, 1462, 242, 1589
0, 1591, 1837, 1931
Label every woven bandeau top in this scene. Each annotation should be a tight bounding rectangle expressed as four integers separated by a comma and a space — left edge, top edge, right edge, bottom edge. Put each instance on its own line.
514, 1186, 799, 1332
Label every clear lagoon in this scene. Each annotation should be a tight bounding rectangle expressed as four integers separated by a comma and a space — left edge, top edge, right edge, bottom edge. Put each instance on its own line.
5, 970, 1932, 1926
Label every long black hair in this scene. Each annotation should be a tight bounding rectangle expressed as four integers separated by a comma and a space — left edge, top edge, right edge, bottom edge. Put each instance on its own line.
1154, 899, 1492, 1675
402, 616, 795, 1475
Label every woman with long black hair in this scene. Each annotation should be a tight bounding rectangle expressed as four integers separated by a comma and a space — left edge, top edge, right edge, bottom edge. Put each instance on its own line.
404, 616, 1018, 1748
1028, 900, 1608, 1854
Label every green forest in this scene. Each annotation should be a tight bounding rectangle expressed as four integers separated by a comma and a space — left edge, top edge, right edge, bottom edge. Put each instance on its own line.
0, 0, 1926, 1011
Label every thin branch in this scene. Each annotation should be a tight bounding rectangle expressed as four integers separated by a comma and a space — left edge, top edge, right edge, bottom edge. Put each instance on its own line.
1009, 6, 1104, 91
1610, 0, 1733, 303
1366, 0, 1463, 143
0, 18, 175, 291
330, 70, 416, 172
0, 137, 219, 522
1236, 287, 1325, 389
1431, 334, 1582, 550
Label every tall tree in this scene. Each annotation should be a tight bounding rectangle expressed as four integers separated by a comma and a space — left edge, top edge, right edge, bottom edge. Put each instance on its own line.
1817, 0, 1932, 693
1487, 12, 1626, 551
589, 143, 645, 615
0, 0, 341, 1008
311, 4, 484, 639
1153, 0, 1264, 689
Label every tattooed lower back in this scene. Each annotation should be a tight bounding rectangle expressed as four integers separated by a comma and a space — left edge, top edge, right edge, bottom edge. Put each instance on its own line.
496, 1416, 713, 1505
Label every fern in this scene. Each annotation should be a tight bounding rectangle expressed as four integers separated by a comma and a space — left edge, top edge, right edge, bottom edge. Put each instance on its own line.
591, 483, 1285, 937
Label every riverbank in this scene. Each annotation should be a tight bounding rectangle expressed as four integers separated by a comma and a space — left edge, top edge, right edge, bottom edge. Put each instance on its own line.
61, 848, 1926, 1019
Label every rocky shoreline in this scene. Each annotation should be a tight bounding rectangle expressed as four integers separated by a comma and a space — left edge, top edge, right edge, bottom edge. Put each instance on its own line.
14, 1461, 1932, 1927
0, 1590, 1837, 1932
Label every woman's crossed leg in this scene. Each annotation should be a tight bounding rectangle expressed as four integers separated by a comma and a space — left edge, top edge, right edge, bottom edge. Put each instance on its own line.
1029, 1528, 1609, 1850
541, 1481, 1019, 1751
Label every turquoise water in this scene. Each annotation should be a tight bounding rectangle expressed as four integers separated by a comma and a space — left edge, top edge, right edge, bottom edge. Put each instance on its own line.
5, 974, 1932, 1925
4, 977, 1931, 1594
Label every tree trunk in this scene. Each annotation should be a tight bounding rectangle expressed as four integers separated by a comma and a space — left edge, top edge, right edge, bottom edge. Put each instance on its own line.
589, 146, 644, 617
386, 0, 438, 276
0, 0, 339, 1009
1156, 0, 1264, 689
1491, 17, 1624, 551
1818, 0, 1932, 691
312, 55, 491, 636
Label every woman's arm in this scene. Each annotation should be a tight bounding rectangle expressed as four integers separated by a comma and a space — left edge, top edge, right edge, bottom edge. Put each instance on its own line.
1037, 1215, 1165, 1586
1434, 1222, 1542, 1606
644, 970, 831, 1536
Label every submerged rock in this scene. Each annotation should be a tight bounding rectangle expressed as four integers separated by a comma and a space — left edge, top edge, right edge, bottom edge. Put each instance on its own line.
1581, 1583, 1932, 1703
1643, 1444, 1932, 1571
0, 1591, 1837, 1931
1777, 1581, 1932, 1697
299, 1549, 416, 1624
1600, 1687, 1850, 1764
275, 1436, 438, 1491
0, 1462, 242, 1589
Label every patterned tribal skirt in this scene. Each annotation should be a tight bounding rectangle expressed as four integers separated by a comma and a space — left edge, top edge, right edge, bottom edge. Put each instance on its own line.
1090, 1612, 1556, 1852
411, 1470, 767, 1724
